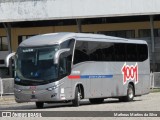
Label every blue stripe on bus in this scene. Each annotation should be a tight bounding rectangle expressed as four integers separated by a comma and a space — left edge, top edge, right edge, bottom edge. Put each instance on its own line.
80, 75, 113, 79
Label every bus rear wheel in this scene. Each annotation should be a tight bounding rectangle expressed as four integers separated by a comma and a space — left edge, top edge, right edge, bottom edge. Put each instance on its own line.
89, 98, 104, 104
72, 86, 81, 107
36, 102, 44, 109
119, 84, 134, 102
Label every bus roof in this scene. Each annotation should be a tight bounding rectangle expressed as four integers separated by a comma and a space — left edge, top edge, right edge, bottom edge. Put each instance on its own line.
19, 32, 147, 47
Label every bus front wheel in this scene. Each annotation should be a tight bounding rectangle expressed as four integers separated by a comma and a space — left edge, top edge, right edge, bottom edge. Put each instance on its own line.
72, 86, 81, 107
36, 102, 44, 109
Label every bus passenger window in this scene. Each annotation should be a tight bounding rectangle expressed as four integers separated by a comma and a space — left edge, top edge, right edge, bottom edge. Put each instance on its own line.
114, 43, 126, 61
126, 44, 137, 61
137, 44, 148, 61
73, 41, 90, 64
101, 43, 115, 61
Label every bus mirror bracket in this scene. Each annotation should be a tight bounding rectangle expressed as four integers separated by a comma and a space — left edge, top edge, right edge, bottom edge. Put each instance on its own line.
54, 48, 70, 64
5, 52, 16, 67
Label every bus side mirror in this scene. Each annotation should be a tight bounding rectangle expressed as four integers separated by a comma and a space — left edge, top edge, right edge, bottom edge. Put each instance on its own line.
54, 49, 70, 64
5, 52, 16, 67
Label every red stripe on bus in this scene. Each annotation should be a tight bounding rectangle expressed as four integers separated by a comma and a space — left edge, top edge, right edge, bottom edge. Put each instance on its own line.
68, 75, 80, 79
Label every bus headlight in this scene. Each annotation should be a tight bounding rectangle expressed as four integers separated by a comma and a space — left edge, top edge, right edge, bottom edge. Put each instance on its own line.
47, 85, 59, 91
46, 82, 64, 91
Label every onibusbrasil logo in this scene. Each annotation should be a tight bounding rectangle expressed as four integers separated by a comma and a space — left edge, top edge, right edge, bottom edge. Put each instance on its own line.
121, 62, 138, 85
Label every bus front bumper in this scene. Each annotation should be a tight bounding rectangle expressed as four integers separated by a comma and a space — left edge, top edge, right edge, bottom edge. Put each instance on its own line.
14, 88, 66, 103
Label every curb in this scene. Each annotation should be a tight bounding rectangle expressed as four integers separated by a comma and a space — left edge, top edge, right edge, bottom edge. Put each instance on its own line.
0, 96, 16, 104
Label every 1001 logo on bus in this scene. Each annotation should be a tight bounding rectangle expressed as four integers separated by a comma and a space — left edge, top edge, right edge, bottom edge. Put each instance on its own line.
121, 63, 138, 85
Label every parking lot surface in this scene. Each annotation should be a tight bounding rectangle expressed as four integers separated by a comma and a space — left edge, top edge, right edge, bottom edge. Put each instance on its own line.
0, 92, 160, 120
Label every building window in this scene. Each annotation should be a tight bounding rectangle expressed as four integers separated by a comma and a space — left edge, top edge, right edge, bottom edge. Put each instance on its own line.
98, 30, 135, 38
138, 29, 160, 38
0, 36, 8, 51
139, 29, 151, 37
18, 35, 36, 45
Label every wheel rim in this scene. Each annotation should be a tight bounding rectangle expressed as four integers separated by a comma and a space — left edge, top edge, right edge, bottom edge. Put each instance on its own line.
128, 87, 134, 99
78, 92, 81, 101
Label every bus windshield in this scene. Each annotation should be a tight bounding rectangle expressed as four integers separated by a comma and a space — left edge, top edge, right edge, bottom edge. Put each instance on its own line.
16, 45, 59, 82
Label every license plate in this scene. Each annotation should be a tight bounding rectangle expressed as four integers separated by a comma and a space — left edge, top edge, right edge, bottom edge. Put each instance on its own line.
30, 95, 38, 101
30, 99, 38, 102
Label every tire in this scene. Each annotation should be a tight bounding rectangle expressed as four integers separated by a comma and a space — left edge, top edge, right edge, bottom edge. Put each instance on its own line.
72, 87, 81, 107
119, 84, 134, 102
89, 98, 104, 104
36, 102, 44, 109
119, 97, 126, 102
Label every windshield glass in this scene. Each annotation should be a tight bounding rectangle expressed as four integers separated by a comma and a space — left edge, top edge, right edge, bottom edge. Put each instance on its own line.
16, 45, 59, 82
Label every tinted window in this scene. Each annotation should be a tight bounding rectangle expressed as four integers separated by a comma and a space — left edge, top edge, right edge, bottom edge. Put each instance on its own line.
60, 39, 75, 75
88, 42, 103, 61
126, 44, 137, 61
73, 40, 148, 64
137, 44, 148, 61
73, 41, 90, 64
114, 43, 126, 61
102, 43, 115, 61
88, 42, 115, 61
74, 41, 115, 64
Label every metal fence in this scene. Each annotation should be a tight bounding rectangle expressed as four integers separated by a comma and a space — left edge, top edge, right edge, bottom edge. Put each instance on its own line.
0, 78, 14, 98
150, 72, 160, 89
0, 78, 3, 98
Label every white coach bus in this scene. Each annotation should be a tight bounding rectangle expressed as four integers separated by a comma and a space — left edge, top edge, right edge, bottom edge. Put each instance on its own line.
6, 32, 150, 108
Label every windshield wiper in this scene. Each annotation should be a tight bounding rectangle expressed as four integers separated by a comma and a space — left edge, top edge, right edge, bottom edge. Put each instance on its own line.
18, 77, 45, 83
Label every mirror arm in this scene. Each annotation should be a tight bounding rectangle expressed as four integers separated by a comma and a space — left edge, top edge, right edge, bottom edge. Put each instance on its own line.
54, 49, 70, 64
5, 52, 16, 67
